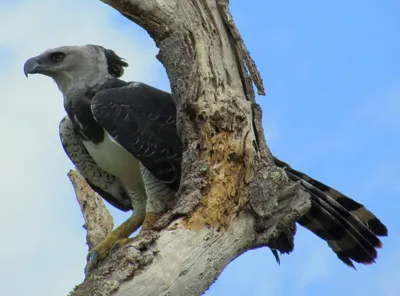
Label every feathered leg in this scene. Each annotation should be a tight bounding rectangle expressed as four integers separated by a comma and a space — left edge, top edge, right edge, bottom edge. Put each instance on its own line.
139, 163, 177, 231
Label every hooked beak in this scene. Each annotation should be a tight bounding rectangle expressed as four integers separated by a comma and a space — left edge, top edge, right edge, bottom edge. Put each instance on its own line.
23, 57, 43, 77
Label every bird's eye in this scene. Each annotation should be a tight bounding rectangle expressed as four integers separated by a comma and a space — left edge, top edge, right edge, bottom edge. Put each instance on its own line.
50, 52, 66, 63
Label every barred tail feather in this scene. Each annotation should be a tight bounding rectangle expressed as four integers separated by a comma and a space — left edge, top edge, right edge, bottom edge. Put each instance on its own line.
273, 156, 388, 268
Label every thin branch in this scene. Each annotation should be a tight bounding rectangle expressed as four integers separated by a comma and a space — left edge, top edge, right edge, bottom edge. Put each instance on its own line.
217, 0, 265, 95
69, 1, 305, 295
68, 170, 114, 250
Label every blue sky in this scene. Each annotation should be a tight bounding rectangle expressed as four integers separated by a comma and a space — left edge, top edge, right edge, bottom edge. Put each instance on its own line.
0, 0, 398, 295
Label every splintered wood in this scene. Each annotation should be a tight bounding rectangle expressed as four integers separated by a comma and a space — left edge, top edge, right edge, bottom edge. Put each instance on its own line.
68, 170, 114, 250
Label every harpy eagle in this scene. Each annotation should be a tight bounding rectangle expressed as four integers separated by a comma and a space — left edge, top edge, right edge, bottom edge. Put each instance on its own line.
24, 44, 387, 267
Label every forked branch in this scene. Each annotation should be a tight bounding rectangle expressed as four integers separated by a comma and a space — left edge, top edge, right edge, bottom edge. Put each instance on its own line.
71, 1, 309, 295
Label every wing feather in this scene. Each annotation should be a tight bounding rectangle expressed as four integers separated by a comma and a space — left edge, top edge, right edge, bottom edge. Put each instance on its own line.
273, 156, 387, 267
91, 82, 182, 190
59, 116, 132, 211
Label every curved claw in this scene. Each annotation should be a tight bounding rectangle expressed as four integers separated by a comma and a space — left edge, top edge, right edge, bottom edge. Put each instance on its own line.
85, 239, 115, 265
110, 237, 135, 256
86, 237, 137, 268
109, 242, 121, 256
87, 249, 100, 266
84, 212, 144, 267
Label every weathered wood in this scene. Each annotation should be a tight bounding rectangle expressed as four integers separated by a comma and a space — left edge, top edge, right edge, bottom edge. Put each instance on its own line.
68, 170, 114, 250
71, 1, 310, 295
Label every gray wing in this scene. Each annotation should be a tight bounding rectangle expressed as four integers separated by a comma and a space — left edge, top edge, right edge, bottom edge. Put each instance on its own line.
91, 82, 182, 191
59, 116, 132, 211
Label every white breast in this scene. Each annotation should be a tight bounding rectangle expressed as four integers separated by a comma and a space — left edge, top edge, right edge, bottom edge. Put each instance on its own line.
82, 132, 144, 190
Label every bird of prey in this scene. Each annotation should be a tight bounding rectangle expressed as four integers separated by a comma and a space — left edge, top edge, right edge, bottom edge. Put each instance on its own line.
24, 44, 387, 268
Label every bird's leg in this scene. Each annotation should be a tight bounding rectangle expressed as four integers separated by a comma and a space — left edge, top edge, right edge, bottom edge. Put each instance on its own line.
140, 185, 176, 233
87, 207, 145, 265
138, 163, 177, 232
141, 187, 176, 232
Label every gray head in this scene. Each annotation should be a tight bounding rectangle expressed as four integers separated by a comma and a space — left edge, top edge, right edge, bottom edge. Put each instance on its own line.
24, 44, 128, 94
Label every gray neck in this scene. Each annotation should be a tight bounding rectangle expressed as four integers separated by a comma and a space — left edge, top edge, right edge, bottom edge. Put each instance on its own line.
57, 73, 113, 106
56, 72, 111, 95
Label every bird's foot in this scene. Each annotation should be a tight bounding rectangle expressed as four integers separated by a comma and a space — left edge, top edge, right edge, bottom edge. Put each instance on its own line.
86, 233, 123, 265
86, 213, 144, 266
86, 213, 161, 265
141, 212, 163, 233
85, 237, 137, 275
109, 237, 136, 255
84, 212, 145, 275
87, 214, 160, 265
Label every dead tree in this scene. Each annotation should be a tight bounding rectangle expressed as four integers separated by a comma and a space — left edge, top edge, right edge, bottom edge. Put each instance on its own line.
71, 0, 310, 295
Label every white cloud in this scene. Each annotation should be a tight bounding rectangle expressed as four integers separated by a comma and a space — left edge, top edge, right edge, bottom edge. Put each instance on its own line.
0, 1, 162, 295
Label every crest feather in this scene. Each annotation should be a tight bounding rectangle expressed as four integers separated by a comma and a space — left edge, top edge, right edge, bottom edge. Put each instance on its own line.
91, 45, 128, 78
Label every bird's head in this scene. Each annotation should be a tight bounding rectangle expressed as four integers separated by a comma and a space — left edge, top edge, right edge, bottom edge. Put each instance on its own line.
24, 45, 128, 94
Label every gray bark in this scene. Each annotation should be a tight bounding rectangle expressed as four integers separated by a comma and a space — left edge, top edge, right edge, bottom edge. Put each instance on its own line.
70, 1, 311, 295
68, 170, 114, 251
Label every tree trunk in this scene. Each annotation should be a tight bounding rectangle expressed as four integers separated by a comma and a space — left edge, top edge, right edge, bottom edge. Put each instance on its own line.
71, 1, 310, 295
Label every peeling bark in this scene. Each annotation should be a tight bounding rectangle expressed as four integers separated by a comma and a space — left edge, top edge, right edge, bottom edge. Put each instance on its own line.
71, 1, 311, 295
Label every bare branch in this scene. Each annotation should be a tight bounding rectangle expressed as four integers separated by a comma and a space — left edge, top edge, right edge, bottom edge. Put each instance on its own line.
68, 170, 114, 250
216, 0, 265, 96
70, 1, 308, 295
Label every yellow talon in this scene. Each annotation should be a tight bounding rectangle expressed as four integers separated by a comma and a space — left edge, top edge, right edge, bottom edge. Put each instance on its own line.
141, 212, 163, 232
87, 212, 144, 265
